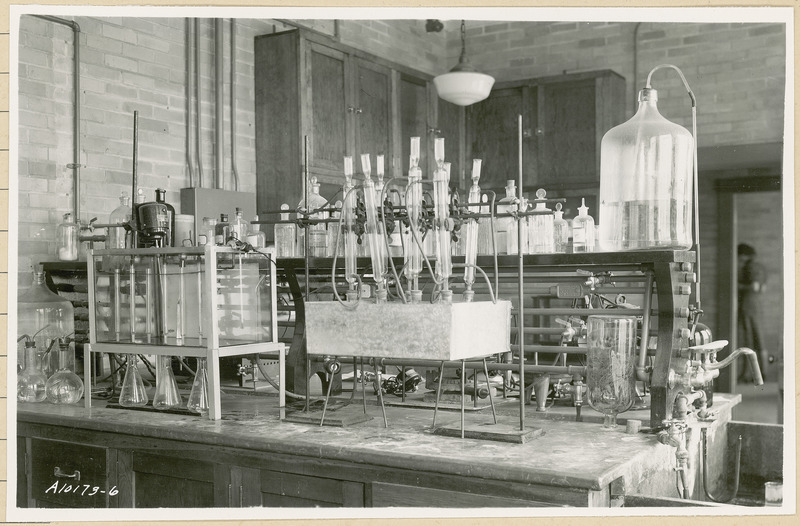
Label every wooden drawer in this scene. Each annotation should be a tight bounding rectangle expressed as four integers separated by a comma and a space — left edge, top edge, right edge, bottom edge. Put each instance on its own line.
30, 438, 109, 508
260, 469, 364, 507
371, 482, 557, 508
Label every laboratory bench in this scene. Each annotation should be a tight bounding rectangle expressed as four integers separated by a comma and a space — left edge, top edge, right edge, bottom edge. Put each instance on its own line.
15, 390, 779, 510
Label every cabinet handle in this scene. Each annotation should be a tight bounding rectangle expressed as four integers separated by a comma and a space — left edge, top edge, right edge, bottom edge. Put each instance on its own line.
347, 106, 355, 113
427, 127, 441, 135
228, 483, 232, 506
355, 107, 363, 114
239, 485, 243, 507
54, 466, 81, 481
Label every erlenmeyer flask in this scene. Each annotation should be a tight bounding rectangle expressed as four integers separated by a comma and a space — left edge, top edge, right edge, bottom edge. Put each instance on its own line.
187, 358, 209, 415
153, 356, 182, 410
119, 354, 149, 407
45, 339, 84, 404
17, 340, 47, 402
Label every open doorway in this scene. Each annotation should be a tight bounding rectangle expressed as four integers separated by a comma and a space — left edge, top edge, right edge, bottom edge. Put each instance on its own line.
716, 175, 783, 424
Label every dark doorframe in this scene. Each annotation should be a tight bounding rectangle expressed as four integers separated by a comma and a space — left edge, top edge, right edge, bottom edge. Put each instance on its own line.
715, 175, 781, 393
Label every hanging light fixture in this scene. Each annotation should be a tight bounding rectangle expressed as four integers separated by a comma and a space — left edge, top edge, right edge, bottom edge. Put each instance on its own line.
433, 20, 495, 106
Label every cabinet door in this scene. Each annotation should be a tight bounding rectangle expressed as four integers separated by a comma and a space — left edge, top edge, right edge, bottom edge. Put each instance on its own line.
437, 98, 464, 189
352, 58, 392, 164
466, 87, 533, 191
537, 79, 600, 189
260, 469, 364, 507
306, 42, 350, 179
28, 438, 109, 508
398, 74, 429, 176
131, 451, 219, 508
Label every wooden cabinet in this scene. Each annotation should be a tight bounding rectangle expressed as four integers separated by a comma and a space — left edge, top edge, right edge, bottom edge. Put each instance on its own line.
256, 29, 432, 216
466, 70, 625, 202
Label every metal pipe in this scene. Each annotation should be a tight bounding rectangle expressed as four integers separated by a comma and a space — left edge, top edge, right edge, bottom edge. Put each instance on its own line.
636, 270, 655, 381
185, 18, 196, 188
230, 19, 240, 191
194, 18, 205, 187
517, 114, 525, 431
214, 18, 224, 189
704, 347, 763, 386
33, 15, 81, 221
130, 111, 139, 247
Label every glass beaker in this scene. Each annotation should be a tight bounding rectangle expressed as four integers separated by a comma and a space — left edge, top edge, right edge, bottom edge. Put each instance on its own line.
586, 315, 636, 429
153, 356, 182, 410
187, 358, 210, 415
57, 213, 79, 261
45, 340, 84, 404
18, 341, 47, 402
119, 354, 149, 407
275, 204, 297, 257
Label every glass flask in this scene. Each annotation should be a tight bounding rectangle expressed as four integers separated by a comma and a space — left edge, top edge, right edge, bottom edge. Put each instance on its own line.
572, 199, 596, 253
187, 358, 210, 415
45, 339, 84, 404
57, 212, 79, 261
297, 176, 329, 258
119, 354, 149, 407
553, 203, 569, 253
586, 315, 637, 429
17, 270, 75, 378
495, 180, 519, 255
275, 204, 297, 257
528, 189, 554, 254
105, 191, 132, 270
18, 340, 47, 402
152, 356, 182, 410
215, 214, 230, 245
598, 87, 694, 251
231, 207, 250, 243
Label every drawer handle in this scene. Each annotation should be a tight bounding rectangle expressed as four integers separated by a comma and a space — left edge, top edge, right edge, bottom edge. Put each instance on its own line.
54, 466, 81, 481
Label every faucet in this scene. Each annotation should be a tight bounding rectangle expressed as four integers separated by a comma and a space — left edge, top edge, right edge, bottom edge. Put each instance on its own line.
657, 418, 691, 499
671, 341, 763, 397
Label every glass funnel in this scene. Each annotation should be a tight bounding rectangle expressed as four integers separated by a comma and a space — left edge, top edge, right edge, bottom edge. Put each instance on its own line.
187, 358, 210, 415
119, 354, 149, 407
586, 315, 636, 429
152, 356, 182, 410
18, 341, 47, 402
45, 340, 84, 404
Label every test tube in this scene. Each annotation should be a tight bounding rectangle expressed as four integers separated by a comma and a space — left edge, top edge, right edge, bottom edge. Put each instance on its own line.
129, 262, 136, 341
343, 157, 358, 299
405, 137, 423, 295
177, 255, 185, 345
433, 153, 452, 298
463, 159, 482, 298
360, 154, 387, 301
145, 266, 153, 343
113, 269, 121, 342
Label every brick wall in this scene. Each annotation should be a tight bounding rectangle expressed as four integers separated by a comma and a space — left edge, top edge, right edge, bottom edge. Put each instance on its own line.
15, 16, 786, 291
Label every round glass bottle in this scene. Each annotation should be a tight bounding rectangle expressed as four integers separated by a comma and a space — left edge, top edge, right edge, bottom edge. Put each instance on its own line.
586, 315, 637, 429
18, 340, 47, 402
45, 339, 84, 404
598, 88, 694, 251
553, 203, 570, 253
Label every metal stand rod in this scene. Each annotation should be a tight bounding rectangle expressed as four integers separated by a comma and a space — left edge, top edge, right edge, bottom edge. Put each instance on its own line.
460, 359, 466, 439
431, 360, 446, 430
350, 357, 357, 401
472, 365, 477, 409
517, 114, 526, 432
373, 360, 388, 428
361, 357, 367, 414
319, 369, 335, 427
483, 358, 498, 424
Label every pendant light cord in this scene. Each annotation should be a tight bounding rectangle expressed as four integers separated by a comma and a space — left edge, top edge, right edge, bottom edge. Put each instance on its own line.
646, 64, 701, 310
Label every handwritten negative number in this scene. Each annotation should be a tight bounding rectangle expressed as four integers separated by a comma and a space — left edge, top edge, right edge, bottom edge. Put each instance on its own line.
45, 481, 119, 496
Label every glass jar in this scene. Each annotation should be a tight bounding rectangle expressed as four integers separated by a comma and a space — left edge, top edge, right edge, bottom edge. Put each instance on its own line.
572, 199, 596, 253
297, 176, 329, 258
586, 315, 637, 429
599, 88, 693, 251
553, 203, 569, 253
528, 189, 554, 254
231, 207, 250, 243
275, 205, 297, 257
495, 180, 519, 255
200, 217, 217, 246
57, 213, 79, 261
17, 270, 75, 377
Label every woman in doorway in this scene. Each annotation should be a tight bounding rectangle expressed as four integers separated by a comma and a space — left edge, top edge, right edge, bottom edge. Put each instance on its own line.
737, 243, 768, 383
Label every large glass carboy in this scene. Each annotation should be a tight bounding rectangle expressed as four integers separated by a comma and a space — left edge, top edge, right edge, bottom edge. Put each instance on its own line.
17, 270, 75, 377
598, 88, 693, 251
586, 315, 636, 428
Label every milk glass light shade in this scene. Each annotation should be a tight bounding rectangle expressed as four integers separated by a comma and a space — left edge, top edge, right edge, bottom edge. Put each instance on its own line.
433, 20, 494, 107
